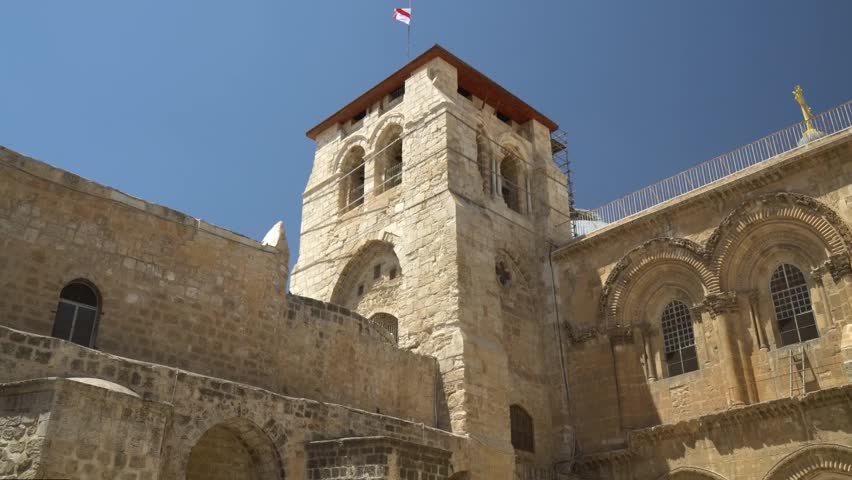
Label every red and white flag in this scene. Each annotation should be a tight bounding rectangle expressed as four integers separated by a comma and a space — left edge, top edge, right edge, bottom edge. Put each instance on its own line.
392, 7, 411, 25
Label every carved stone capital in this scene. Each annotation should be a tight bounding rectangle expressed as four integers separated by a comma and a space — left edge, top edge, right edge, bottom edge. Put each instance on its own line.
698, 292, 740, 318
811, 254, 852, 283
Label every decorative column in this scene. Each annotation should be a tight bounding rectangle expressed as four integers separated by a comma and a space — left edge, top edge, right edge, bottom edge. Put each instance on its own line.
747, 290, 769, 351
702, 292, 748, 407
634, 323, 657, 381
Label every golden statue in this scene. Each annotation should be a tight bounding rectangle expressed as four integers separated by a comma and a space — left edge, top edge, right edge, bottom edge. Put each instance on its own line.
793, 85, 816, 134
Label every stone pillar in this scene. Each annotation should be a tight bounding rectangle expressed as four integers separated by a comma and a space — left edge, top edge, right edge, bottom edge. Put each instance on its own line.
703, 293, 748, 407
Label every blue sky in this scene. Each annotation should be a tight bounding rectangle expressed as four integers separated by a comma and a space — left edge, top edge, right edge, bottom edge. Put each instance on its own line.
2, 1, 851, 267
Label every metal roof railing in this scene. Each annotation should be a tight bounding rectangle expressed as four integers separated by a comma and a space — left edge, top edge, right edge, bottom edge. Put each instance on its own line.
582, 101, 852, 232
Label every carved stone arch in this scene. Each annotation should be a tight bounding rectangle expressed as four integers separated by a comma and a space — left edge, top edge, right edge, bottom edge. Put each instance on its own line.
329, 238, 401, 309
707, 193, 852, 289
185, 417, 285, 480
332, 135, 369, 174
657, 466, 728, 480
762, 444, 852, 480
599, 238, 716, 326
494, 130, 532, 165
495, 248, 534, 292
367, 113, 405, 147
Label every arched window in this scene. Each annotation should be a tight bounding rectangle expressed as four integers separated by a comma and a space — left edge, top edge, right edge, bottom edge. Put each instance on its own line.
661, 300, 698, 376
770, 264, 819, 346
375, 126, 403, 193
509, 404, 534, 452
499, 155, 523, 213
370, 312, 399, 345
340, 147, 366, 212
52, 281, 99, 348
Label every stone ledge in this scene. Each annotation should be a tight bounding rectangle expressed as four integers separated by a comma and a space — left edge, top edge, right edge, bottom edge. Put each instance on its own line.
0, 145, 280, 255
554, 127, 852, 258
575, 383, 852, 466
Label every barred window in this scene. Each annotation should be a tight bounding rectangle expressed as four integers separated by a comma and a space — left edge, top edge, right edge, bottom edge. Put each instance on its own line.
52, 281, 99, 348
770, 264, 819, 346
661, 300, 698, 376
509, 405, 534, 452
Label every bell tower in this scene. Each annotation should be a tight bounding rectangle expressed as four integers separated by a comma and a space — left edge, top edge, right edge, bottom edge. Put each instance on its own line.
290, 45, 574, 478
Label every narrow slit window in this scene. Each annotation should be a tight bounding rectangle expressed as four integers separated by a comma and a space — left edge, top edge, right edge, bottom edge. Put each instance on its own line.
457, 87, 472, 100
509, 405, 534, 452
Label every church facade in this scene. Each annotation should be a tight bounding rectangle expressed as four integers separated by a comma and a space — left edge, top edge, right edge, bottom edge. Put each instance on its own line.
1, 45, 851, 479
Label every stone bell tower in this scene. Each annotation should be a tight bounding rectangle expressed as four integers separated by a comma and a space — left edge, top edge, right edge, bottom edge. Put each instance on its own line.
290, 45, 574, 478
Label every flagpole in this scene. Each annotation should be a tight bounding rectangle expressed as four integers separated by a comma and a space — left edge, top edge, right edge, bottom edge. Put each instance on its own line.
407, 0, 411, 58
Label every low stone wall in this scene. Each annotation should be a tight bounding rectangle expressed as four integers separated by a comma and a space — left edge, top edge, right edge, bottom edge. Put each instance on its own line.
0, 325, 468, 479
305, 436, 453, 480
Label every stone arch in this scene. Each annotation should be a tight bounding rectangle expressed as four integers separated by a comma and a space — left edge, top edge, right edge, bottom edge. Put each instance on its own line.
367, 112, 405, 146
762, 444, 852, 480
657, 466, 728, 479
707, 193, 852, 290
599, 238, 716, 326
332, 135, 369, 174
330, 239, 402, 311
370, 312, 399, 344
372, 122, 404, 193
338, 146, 367, 212
186, 417, 284, 480
497, 144, 528, 214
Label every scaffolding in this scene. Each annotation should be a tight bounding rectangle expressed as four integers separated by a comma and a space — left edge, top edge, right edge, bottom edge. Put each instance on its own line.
551, 129, 577, 236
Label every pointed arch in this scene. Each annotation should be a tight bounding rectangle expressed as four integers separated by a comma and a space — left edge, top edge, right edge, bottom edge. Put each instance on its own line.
599, 238, 716, 326
186, 417, 285, 480
707, 193, 852, 289
367, 112, 405, 146
762, 444, 852, 480
332, 134, 369, 174
330, 239, 401, 309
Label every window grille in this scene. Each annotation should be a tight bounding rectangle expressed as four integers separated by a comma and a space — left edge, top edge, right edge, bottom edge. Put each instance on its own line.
770, 264, 819, 346
52, 282, 99, 348
371, 313, 399, 345
661, 300, 698, 376
509, 405, 534, 452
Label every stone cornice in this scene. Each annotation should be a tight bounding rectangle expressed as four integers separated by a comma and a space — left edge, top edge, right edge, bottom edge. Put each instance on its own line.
574, 384, 852, 468
553, 130, 852, 260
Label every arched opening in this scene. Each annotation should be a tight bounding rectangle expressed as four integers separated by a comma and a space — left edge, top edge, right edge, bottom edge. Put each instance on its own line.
770, 263, 819, 346
499, 154, 523, 213
661, 300, 698, 376
370, 312, 399, 345
330, 240, 402, 314
186, 418, 283, 480
52, 280, 100, 348
509, 404, 534, 453
340, 146, 366, 212
375, 125, 403, 194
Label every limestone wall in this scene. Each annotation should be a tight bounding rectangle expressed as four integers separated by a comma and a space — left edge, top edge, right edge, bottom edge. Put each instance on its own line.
0, 147, 439, 425
291, 55, 573, 478
553, 130, 852, 456
0, 326, 468, 480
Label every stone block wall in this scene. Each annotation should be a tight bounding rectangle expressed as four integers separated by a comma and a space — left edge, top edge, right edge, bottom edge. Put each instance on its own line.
0, 384, 50, 479
553, 129, 852, 457
0, 146, 288, 391
0, 326, 469, 480
305, 437, 453, 480
0, 146, 441, 425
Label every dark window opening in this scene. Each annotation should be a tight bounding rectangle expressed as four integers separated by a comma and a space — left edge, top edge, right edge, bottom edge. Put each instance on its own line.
373, 264, 382, 279
499, 157, 523, 214
352, 110, 367, 123
661, 300, 699, 376
771, 264, 819, 346
496, 261, 512, 287
389, 85, 405, 102
496, 111, 512, 125
371, 313, 399, 345
52, 281, 99, 348
510, 405, 534, 452
457, 87, 472, 100
389, 267, 398, 280
357, 284, 365, 296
